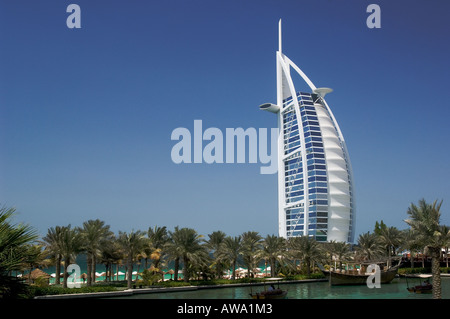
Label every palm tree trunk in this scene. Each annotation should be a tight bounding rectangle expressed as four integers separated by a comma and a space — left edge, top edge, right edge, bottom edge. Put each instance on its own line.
306, 258, 311, 276
431, 248, 442, 299
270, 258, 276, 277
387, 248, 392, 268
87, 254, 92, 286
108, 263, 112, 282
183, 256, 189, 282
127, 255, 133, 289
174, 257, 180, 281
92, 255, 97, 284
63, 257, 71, 289
55, 255, 62, 285
446, 247, 449, 268
136, 262, 140, 279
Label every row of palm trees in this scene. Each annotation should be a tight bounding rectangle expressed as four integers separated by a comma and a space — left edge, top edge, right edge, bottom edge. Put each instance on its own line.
1, 198, 449, 298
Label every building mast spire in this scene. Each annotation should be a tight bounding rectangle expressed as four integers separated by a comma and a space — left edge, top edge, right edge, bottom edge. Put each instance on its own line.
278, 19, 282, 54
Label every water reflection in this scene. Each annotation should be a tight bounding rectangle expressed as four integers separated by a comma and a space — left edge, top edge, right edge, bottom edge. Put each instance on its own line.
117, 277, 449, 299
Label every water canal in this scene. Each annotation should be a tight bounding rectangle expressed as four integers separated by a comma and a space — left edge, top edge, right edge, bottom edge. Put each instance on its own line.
110, 277, 450, 299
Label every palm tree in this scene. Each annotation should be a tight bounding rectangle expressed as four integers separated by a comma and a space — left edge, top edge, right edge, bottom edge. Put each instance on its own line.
405, 199, 449, 299
79, 219, 114, 286
0, 205, 38, 298
98, 235, 123, 282
288, 236, 322, 276
167, 227, 205, 282
41, 226, 66, 285
261, 235, 286, 277
377, 226, 403, 267
354, 232, 383, 262
58, 225, 83, 288
166, 227, 182, 281
22, 244, 48, 284
323, 240, 352, 272
401, 229, 421, 268
117, 230, 148, 289
147, 225, 169, 280
218, 236, 242, 280
205, 231, 227, 279
241, 231, 262, 278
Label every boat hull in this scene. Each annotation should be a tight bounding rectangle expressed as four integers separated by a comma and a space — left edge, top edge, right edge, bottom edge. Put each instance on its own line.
322, 267, 398, 286
407, 285, 432, 294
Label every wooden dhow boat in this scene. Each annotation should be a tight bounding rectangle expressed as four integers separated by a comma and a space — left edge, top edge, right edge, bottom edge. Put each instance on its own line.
319, 260, 400, 286
249, 278, 288, 299
406, 274, 433, 294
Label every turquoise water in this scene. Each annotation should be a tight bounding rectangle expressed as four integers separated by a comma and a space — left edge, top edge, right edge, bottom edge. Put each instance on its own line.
45, 269, 182, 284
115, 277, 450, 299
40, 255, 183, 284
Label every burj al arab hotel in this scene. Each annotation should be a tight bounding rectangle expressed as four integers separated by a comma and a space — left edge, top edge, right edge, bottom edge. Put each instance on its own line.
260, 20, 355, 243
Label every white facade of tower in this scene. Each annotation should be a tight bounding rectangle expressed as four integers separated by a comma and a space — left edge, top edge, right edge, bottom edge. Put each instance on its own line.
260, 20, 355, 243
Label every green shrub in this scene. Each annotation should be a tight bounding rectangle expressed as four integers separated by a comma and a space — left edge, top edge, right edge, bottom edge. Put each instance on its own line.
440, 267, 450, 274
141, 269, 161, 286
31, 285, 122, 297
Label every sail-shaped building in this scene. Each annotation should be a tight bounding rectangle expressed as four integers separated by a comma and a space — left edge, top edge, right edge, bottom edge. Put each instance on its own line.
260, 20, 355, 243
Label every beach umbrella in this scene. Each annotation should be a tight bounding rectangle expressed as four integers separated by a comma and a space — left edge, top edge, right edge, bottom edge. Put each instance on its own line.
235, 267, 246, 273
165, 269, 174, 280
253, 267, 262, 274
28, 269, 51, 281
30, 269, 51, 279
79, 273, 87, 282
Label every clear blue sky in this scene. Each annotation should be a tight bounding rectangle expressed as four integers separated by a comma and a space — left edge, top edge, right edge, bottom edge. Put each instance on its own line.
1, 0, 449, 241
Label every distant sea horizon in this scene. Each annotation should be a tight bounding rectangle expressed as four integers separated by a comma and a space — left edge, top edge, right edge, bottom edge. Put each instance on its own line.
29, 254, 183, 283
